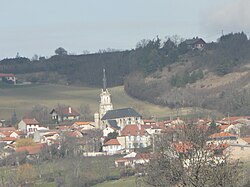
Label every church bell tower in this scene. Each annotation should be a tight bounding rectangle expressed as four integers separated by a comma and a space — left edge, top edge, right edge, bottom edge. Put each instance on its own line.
98, 69, 113, 128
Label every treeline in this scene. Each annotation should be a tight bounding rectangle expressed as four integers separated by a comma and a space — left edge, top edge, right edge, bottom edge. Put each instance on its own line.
0, 35, 190, 87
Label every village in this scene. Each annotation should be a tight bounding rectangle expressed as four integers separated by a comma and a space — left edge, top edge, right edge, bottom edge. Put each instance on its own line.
0, 69, 249, 173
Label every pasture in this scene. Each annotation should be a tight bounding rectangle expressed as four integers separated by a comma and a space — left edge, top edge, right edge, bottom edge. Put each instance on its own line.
0, 84, 185, 120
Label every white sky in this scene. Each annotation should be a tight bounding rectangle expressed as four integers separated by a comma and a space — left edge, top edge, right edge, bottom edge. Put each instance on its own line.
0, 0, 249, 59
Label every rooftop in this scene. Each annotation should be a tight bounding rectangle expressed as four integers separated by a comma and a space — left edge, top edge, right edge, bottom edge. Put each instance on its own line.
101, 107, 141, 120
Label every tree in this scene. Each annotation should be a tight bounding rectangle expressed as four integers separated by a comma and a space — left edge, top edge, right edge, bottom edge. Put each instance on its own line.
31, 54, 38, 61
79, 104, 92, 121
27, 104, 52, 125
208, 120, 220, 135
104, 131, 119, 143
143, 124, 244, 187
55, 47, 68, 56
16, 138, 36, 148
11, 110, 18, 125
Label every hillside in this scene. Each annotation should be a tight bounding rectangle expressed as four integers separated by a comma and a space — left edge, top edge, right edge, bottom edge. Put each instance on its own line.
125, 33, 250, 116
1, 32, 250, 117
0, 84, 205, 121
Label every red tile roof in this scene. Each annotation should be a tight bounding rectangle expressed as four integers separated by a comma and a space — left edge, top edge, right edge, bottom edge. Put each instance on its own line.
22, 118, 39, 125
0, 127, 16, 132
15, 130, 26, 135
73, 121, 91, 126
51, 106, 80, 117
16, 144, 44, 155
173, 142, 192, 153
66, 130, 82, 138
120, 124, 147, 136
1, 131, 13, 137
0, 137, 16, 141
0, 73, 15, 77
104, 139, 121, 146
219, 124, 231, 131
210, 132, 237, 139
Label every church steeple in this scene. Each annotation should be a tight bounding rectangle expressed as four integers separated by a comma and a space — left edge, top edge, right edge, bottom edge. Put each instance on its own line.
103, 68, 107, 91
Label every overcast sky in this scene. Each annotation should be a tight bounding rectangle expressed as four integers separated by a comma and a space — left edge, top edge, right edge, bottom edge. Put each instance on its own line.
0, 0, 249, 59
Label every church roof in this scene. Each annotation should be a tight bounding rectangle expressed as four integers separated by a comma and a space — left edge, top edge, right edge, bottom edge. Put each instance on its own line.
107, 120, 120, 130
101, 108, 141, 120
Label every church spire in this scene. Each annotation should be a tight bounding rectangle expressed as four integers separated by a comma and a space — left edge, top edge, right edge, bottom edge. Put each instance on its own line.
103, 68, 107, 91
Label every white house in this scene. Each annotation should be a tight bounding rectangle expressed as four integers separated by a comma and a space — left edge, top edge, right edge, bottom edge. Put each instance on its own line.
71, 122, 95, 131
119, 124, 151, 150
208, 132, 238, 145
103, 138, 123, 155
18, 118, 40, 136
33, 130, 59, 145
115, 152, 151, 167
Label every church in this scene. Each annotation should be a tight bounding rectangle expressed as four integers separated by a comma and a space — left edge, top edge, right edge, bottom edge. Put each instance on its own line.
94, 69, 143, 130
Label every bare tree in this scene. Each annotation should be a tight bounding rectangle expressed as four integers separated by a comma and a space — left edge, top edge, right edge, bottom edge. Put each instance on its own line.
144, 125, 244, 187
78, 104, 92, 121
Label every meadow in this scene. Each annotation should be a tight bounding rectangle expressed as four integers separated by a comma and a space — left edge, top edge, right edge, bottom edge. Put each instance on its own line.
0, 83, 213, 121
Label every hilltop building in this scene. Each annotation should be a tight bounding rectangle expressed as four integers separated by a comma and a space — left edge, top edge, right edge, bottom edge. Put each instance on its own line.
185, 37, 206, 50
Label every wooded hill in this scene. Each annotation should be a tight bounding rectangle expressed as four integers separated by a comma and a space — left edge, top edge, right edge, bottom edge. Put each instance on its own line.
1, 32, 250, 116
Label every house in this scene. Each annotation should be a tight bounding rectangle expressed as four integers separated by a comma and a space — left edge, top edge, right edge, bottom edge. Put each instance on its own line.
16, 144, 45, 157
66, 130, 83, 138
0, 127, 16, 132
103, 126, 118, 137
219, 124, 240, 135
0, 137, 16, 145
208, 132, 238, 145
103, 138, 123, 155
101, 108, 143, 130
115, 152, 151, 167
1, 131, 19, 139
33, 130, 59, 145
0, 73, 17, 84
50, 106, 80, 123
119, 124, 151, 150
185, 37, 206, 50
71, 121, 95, 131
18, 118, 40, 136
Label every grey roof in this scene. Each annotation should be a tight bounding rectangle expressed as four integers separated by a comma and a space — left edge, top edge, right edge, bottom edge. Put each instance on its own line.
107, 120, 120, 130
101, 108, 141, 120
185, 38, 206, 45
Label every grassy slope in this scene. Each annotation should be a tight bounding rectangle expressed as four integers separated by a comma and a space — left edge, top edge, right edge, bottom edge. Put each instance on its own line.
0, 84, 186, 120
92, 177, 136, 187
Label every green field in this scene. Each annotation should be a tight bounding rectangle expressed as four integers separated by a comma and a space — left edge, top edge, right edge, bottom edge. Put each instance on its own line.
0, 84, 172, 119
92, 177, 136, 187
0, 83, 200, 120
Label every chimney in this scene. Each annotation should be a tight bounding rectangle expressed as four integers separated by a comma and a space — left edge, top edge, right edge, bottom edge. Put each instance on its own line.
69, 107, 72, 114
138, 124, 141, 130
